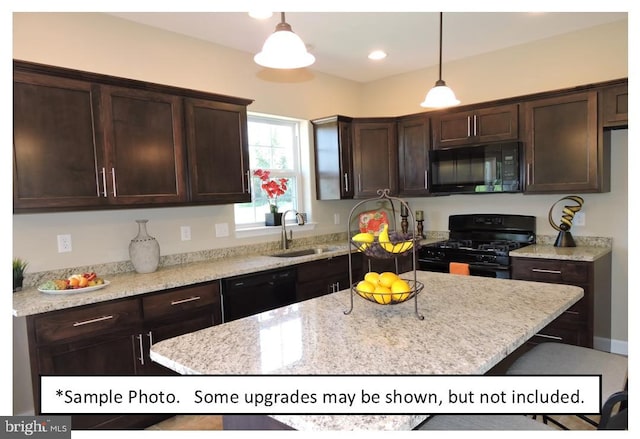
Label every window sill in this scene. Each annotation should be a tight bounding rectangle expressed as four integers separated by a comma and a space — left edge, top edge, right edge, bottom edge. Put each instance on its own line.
235, 222, 317, 239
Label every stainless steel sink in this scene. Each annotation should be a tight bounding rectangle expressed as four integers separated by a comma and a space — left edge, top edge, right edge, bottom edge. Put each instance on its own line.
268, 246, 343, 258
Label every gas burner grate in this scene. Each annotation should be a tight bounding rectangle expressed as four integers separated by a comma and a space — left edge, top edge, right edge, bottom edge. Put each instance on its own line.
439, 239, 473, 249
478, 241, 522, 252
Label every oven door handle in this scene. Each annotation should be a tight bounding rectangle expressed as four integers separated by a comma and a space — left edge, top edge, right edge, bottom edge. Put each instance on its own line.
466, 263, 510, 274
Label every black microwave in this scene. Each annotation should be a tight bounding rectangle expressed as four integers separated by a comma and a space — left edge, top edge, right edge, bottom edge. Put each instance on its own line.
429, 142, 521, 194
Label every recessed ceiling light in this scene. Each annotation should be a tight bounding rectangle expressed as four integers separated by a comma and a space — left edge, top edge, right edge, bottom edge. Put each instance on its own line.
368, 50, 387, 60
249, 11, 273, 20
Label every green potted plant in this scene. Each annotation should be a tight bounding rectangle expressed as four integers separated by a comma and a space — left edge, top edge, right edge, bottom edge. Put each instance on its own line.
13, 258, 28, 292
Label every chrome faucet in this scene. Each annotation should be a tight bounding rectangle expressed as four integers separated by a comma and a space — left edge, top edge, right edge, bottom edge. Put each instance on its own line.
281, 209, 305, 250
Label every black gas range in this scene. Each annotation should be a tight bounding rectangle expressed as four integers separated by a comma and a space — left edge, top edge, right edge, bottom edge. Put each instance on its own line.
418, 214, 536, 279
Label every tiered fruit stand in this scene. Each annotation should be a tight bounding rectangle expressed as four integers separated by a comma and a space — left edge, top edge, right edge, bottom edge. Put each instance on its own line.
344, 189, 424, 319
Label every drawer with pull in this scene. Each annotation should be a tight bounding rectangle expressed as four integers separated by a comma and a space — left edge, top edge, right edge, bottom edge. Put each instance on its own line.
511, 258, 589, 284
33, 298, 142, 344
142, 281, 220, 321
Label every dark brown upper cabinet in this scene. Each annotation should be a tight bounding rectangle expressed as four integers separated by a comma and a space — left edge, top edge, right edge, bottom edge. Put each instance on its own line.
352, 118, 398, 198
13, 71, 106, 211
311, 115, 354, 200
397, 114, 431, 196
184, 98, 251, 204
600, 84, 628, 128
13, 60, 253, 213
100, 85, 187, 205
432, 103, 519, 149
523, 91, 609, 193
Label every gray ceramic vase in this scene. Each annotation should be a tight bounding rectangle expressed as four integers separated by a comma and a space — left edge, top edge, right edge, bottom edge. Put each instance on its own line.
129, 219, 160, 273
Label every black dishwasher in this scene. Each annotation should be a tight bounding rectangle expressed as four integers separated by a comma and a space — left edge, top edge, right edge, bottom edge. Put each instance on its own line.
221, 268, 297, 322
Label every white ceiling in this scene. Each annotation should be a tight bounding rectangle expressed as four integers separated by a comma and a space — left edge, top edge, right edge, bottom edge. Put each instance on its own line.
107, 12, 626, 83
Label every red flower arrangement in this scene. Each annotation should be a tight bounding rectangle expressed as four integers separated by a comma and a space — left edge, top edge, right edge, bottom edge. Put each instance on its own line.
253, 169, 288, 212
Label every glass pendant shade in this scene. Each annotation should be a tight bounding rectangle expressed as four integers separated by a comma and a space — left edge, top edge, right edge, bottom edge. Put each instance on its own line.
420, 79, 460, 108
254, 15, 315, 69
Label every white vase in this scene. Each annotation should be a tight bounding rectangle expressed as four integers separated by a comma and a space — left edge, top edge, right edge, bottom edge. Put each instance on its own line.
129, 219, 160, 273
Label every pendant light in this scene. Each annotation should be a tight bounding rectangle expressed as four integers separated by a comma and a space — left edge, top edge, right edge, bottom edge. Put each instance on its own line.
254, 12, 315, 69
420, 12, 460, 108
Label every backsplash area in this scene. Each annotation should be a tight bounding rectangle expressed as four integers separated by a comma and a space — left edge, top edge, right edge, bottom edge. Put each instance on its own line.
21, 231, 611, 289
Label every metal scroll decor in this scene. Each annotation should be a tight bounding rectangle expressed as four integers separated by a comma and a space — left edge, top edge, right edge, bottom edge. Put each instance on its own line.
548, 195, 584, 247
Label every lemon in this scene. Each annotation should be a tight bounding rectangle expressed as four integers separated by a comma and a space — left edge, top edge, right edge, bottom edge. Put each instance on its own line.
378, 272, 399, 288
373, 285, 392, 304
364, 272, 380, 285
391, 279, 412, 302
356, 280, 375, 293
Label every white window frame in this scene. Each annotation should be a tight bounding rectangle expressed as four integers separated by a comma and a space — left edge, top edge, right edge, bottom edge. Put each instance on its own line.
235, 112, 312, 235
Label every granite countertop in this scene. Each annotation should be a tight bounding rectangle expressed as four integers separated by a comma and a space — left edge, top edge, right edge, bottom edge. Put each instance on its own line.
13, 239, 444, 318
149, 270, 583, 431
510, 244, 612, 261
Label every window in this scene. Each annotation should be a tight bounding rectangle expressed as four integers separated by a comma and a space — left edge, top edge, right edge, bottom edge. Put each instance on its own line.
235, 114, 302, 226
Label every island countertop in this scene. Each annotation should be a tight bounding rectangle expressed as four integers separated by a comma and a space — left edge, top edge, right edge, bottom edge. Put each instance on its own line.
150, 270, 583, 431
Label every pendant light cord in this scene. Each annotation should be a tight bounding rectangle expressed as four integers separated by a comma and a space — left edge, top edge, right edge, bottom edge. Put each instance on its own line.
438, 12, 443, 82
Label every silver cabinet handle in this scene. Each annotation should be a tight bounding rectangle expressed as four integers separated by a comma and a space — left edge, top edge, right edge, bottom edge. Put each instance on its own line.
527, 163, 532, 186
170, 296, 201, 305
531, 268, 562, 274
536, 333, 563, 341
564, 310, 580, 315
343, 173, 349, 192
473, 115, 478, 136
246, 170, 251, 194
98, 167, 107, 197
424, 170, 429, 189
147, 330, 154, 346
73, 315, 113, 327
111, 167, 117, 197
136, 333, 145, 365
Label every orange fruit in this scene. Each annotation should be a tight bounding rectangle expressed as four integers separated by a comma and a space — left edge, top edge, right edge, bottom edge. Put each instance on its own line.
68, 277, 80, 287
78, 276, 89, 288
378, 272, 399, 288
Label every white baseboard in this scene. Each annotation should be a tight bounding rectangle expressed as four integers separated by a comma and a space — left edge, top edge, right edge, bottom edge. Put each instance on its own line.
594, 336, 628, 356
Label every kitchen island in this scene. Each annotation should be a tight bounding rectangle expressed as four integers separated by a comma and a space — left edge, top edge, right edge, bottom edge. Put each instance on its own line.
150, 270, 583, 431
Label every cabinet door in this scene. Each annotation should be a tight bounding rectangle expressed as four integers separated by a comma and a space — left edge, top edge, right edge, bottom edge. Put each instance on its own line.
184, 98, 251, 203
432, 104, 518, 149
600, 84, 628, 127
353, 120, 398, 198
101, 86, 187, 205
398, 115, 430, 196
312, 116, 354, 200
523, 91, 604, 193
13, 71, 105, 211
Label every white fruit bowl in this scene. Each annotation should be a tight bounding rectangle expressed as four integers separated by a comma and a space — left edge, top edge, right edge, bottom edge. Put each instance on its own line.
352, 279, 423, 305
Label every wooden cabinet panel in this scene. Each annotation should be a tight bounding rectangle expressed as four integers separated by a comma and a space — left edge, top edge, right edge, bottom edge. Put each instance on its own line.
312, 115, 354, 199
101, 86, 187, 205
142, 281, 221, 321
523, 91, 607, 193
33, 298, 142, 344
432, 104, 518, 149
13, 71, 104, 210
353, 119, 398, 198
398, 115, 430, 196
512, 253, 612, 349
184, 98, 251, 203
601, 84, 628, 127
296, 254, 362, 301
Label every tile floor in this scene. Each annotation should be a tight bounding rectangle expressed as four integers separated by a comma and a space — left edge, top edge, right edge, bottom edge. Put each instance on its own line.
146, 414, 598, 430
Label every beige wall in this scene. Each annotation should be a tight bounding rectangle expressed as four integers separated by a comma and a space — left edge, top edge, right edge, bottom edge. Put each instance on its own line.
12, 13, 628, 348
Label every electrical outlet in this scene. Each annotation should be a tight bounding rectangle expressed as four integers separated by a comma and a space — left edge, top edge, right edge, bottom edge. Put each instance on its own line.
215, 223, 229, 237
334, 213, 340, 225
57, 234, 72, 253
180, 226, 191, 241
573, 211, 586, 226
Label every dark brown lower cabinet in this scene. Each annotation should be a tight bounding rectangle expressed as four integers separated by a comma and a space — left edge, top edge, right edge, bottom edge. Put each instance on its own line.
511, 253, 612, 348
296, 254, 362, 302
26, 282, 221, 429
